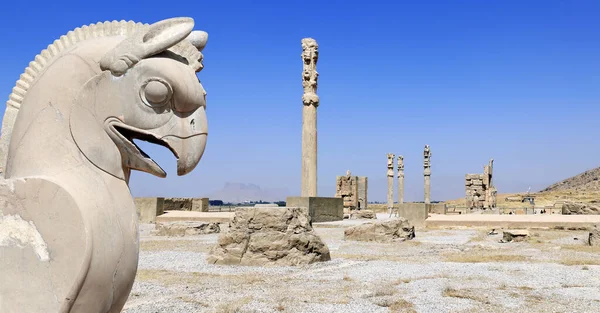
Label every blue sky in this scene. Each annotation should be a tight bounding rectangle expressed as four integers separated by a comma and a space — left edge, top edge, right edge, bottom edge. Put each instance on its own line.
0, 0, 598, 202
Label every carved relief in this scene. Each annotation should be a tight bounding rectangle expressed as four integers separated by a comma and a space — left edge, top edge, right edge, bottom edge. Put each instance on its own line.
301, 38, 319, 107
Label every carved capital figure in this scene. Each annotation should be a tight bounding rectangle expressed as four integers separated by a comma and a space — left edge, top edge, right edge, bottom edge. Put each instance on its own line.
301, 38, 319, 107
397, 155, 404, 178
423, 144, 431, 175
0, 17, 209, 313
386, 153, 395, 177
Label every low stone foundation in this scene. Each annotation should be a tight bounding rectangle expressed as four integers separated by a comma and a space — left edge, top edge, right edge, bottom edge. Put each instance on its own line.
135, 197, 165, 223
286, 196, 343, 222
394, 203, 430, 227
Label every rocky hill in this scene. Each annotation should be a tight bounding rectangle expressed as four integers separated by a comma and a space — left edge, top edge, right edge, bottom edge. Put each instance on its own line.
540, 167, 600, 193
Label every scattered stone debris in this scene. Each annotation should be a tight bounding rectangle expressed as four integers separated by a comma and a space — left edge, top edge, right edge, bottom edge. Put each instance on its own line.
344, 218, 415, 243
488, 229, 498, 236
500, 230, 529, 243
349, 209, 377, 220
206, 207, 331, 266
153, 221, 220, 237
589, 224, 600, 246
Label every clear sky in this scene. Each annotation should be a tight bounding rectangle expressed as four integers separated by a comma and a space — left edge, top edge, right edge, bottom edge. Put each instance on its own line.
0, 0, 598, 202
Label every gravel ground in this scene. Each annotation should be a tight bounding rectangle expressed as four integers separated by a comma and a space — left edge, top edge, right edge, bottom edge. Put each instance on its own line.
123, 221, 600, 313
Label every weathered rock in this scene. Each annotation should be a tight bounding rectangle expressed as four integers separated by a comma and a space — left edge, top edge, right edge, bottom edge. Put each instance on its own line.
589, 224, 600, 246
502, 230, 529, 242
561, 202, 600, 215
349, 209, 377, 219
163, 197, 193, 211
153, 221, 220, 237
207, 207, 330, 266
344, 218, 415, 242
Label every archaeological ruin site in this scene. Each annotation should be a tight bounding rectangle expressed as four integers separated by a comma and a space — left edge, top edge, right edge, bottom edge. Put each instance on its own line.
0, 8, 599, 313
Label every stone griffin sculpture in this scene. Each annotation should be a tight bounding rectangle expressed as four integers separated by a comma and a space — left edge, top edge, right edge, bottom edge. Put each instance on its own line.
0, 17, 209, 313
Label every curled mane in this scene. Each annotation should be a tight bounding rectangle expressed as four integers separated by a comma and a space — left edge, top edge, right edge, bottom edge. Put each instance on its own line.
0, 20, 204, 173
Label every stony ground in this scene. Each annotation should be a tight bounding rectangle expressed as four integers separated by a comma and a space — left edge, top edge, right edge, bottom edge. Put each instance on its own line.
123, 217, 600, 313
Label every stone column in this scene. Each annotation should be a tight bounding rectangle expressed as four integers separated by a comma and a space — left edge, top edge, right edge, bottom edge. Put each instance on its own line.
387, 153, 395, 208
301, 38, 319, 197
397, 155, 404, 204
423, 145, 431, 204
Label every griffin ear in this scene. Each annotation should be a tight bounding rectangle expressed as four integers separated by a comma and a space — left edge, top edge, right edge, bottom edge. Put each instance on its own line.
100, 17, 195, 76
186, 31, 208, 52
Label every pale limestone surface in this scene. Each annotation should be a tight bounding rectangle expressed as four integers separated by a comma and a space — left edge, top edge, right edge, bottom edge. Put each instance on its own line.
344, 218, 415, 242
349, 209, 377, 220
207, 207, 331, 266
153, 221, 220, 237
0, 17, 208, 313
123, 224, 600, 313
301, 38, 319, 197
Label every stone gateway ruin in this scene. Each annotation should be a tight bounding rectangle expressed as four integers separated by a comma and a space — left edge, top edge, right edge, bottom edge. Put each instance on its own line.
465, 159, 497, 209
0, 17, 209, 313
335, 170, 368, 209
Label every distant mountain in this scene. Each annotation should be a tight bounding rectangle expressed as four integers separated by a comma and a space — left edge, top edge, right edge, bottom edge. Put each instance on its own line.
540, 167, 600, 193
206, 182, 290, 203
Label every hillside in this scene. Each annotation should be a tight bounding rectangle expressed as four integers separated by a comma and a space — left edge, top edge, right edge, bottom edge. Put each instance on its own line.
443, 167, 600, 209
540, 167, 600, 193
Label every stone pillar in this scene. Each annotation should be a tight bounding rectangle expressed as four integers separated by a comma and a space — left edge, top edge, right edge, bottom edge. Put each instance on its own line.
357, 176, 368, 209
423, 145, 431, 204
387, 153, 395, 208
397, 155, 404, 204
301, 38, 319, 197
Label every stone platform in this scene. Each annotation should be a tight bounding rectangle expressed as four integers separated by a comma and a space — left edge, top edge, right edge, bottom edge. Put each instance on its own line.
286, 196, 344, 223
156, 211, 234, 223
425, 214, 600, 229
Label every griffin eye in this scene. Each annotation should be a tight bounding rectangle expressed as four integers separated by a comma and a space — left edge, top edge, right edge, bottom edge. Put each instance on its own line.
141, 78, 172, 108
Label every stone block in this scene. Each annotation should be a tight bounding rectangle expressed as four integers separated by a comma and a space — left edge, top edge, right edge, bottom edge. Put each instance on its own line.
466, 174, 484, 180
502, 230, 529, 242
153, 221, 220, 236
349, 209, 377, 219
192, 197, 210, 212
206, 207, 330, 266
429, 203, 447, 214
164, 197, 193, 211
344, 218, 414, 242
134, 197, 165, 223
357, 176, 368, 209
286, 196, 344, 223
395, 203, 430, 227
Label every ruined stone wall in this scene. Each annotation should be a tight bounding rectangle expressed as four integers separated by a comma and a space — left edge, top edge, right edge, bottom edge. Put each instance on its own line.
335, 172, 367, 209
465, 159, 496, 209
